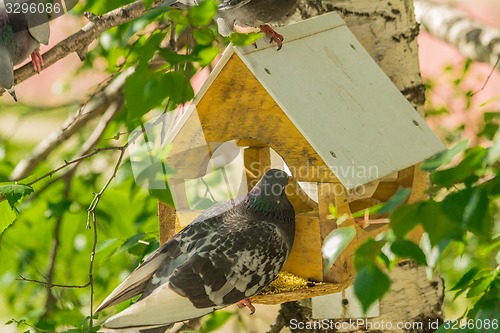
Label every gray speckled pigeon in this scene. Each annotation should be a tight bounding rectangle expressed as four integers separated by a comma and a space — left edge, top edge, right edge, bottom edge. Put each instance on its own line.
0, 1, 50, 101
95, 169, 295, 331
161, 0, 302, 49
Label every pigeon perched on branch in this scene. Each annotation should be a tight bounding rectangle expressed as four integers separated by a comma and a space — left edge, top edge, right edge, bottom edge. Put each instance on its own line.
0, 0, 50, 101
95, 169, 295, 331
161, 0, 305, 49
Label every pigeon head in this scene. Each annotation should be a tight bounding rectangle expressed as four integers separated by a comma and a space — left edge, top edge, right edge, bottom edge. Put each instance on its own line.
245, 169, 294, 222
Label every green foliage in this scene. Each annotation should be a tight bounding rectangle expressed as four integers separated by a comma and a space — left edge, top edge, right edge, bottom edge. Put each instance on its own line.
349, 136, 499, 319
0, 184, 34, 210
354, 263, 391, 313
343, 58, 500, 329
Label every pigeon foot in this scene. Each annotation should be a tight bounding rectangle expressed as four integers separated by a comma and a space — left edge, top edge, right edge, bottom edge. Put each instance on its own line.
259, 24, 284, 50
31, 50, 44, 72
236, 298, 255, 315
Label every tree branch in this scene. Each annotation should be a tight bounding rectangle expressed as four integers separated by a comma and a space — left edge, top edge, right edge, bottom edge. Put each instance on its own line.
414, 0, 500, 68
0, 0, 165, 98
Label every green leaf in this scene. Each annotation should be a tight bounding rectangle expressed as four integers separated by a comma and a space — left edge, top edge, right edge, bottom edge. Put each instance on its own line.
450, 267, 481, 291
196, 46, 220, 66
45, 200, 71, 219
124, 70, 193, 127
422, 140, 468, 171
96, 238, 121, 254
124, 67, 167, 124
117, 232, 146, 255
0, 200, 17, 236
137, 31, 168, 66
377, 188, 412, 214
188, 0, 218, 27
193, 28, 215, 46
440, 188, 492, 239
127, 238, 158, 257
354, 239, 384, 270
420, 201, 460, 246
0, 184, 34, 210
463, 188, 492, 237
479, 122, 499, 140
201, 310, 233, 332
354, 264, 391, 313
159, 49, 197, 66
229, 32, 265, 46
322, 227, 356, 273
167, 9, 189, 27
163, 71, 195, 106
466, 276, 493, 298
486, 134, 500, 165
390, 203, 420, 238
390, 240, 427, 265
431, 147, 487, 188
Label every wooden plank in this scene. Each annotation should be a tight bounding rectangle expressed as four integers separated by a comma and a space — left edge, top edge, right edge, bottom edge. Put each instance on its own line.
158, 202, 176, 245
243, 147, 271, 190
235, 12, 445, 189
319, 183, 357, 283
282, 213, 323, 281
251, 282, 345, 305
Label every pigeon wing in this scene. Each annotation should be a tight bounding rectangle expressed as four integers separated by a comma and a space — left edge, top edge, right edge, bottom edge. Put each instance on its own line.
26, 11, 50, 45
169, 218, 290, 308
0, 46, 14, 89
95, 203, 228, 314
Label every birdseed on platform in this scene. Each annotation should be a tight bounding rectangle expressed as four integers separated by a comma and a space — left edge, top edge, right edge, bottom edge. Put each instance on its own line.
259, 271, 322, 295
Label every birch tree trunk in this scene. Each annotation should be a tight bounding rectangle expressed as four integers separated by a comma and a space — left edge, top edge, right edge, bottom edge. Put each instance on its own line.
268, 1, 445, 332
414, 0, 500, 67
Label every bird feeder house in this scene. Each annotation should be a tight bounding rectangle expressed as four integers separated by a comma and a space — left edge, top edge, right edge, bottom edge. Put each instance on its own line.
153, 12, 445, 305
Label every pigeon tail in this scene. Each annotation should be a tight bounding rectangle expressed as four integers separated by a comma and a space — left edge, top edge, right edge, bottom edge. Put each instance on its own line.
103, 284, 218, 329
140, 325, 172, 333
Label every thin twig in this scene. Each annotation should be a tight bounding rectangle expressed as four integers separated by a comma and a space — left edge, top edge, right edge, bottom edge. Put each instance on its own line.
86, 144, 127, 329
472, 55, 500, 96
0, 147, 124, 205
17, 275, 91, 289
6, 318, 54, 332
26, 147, 123, 187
